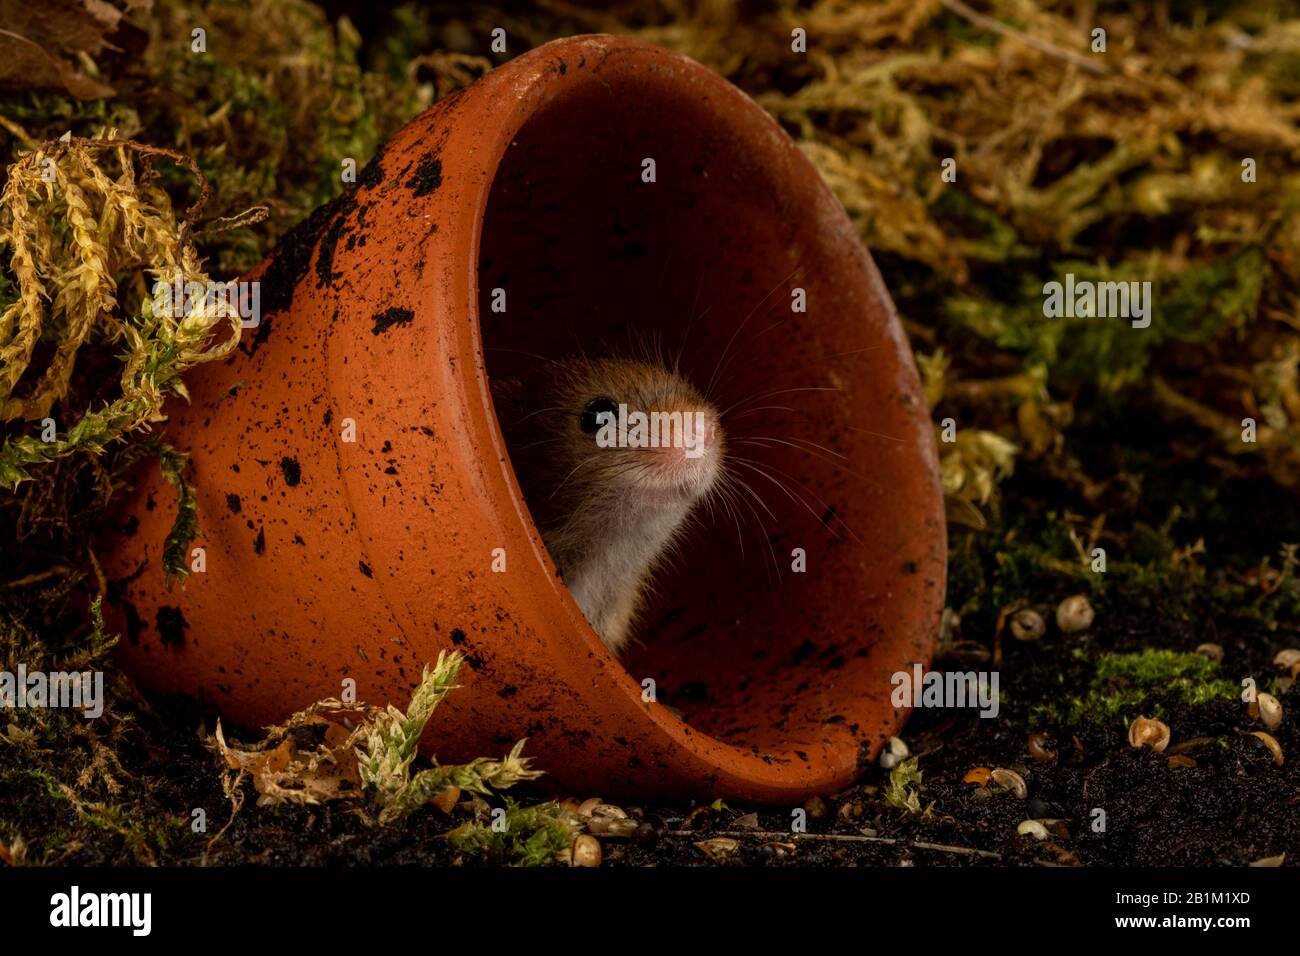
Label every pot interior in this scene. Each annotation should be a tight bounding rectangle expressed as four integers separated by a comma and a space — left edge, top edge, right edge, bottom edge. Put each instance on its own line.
478, 62, 934, 759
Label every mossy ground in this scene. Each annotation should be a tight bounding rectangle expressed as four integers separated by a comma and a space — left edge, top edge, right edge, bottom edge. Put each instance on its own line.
4, 0, 1300, 866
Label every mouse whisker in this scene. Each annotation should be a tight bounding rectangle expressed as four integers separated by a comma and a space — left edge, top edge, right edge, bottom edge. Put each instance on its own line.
732, 433, 848, 462
710, 476, 750, 564
548, 452, 606, 500
485, 347, 566, 366
730, 436, 874, 494
673, 268, 711, 376
741, 418, 908, 445
498, 404, 573, 432
704, 262, 805, 401
724, 404, 798, 420
729, 455, 864, 549
716, 470, 782, 588
718, 385, 842, 419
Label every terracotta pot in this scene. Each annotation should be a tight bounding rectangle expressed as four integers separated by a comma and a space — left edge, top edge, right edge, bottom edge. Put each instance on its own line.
103, 34, 945, 802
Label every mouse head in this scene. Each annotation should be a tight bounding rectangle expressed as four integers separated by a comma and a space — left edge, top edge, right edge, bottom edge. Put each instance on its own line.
495, 357, 725, 510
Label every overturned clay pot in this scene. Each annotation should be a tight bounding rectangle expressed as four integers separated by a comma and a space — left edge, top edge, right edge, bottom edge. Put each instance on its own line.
103, 34, 945, 802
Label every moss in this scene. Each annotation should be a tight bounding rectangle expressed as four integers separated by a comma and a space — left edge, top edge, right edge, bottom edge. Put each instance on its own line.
446, 799, 580, 866
1033, 649, 1239, 729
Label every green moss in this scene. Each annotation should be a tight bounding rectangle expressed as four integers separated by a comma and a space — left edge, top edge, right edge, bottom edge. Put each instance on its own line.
1033, 649, 1239, 728
446, 799, 579, 866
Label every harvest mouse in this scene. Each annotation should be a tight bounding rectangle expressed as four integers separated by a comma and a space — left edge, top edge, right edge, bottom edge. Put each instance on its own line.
491, 357, 725, 654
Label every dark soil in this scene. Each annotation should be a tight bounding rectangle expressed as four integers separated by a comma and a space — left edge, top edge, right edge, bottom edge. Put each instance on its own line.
16, 582, 1292, 868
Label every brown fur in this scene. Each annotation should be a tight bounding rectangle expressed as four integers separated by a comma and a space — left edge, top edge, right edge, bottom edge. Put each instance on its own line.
490, 357, 724, 652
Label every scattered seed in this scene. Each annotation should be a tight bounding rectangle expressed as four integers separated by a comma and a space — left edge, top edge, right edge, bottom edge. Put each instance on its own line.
1195, 642, 1223, 662
880, 736, 909, 769
1168, 736, 1216, 754
683, 805, 712, 828
430, 785, 459, 814
1128, 716, 1171, 752
1257, 692, 1283, 731
1041, 818, 1071, 840
804, 795, 828, 820
587, 805, 638, 837
571, 834, 601, 867
1167, 755, 1196, 769
1056, 594, 1095, 633
837, 801, 862, 822
464, 794, 491, 820
1017, 819, 1049, 840
947, 641, 993, 666
694, 837, 740, 861
1249, 853, 1285, 867
1027, 732, 1057, 764
971, 786, 991, 801
577, 797, 603, 817
733, 812, 759, 829
1274, 649, 1300, 671
761, 840, 796, 859
963, 766, 992, 785
1250, 731, 1285, 766
991, 767, 1027, 799
1010, 608, 1046, 642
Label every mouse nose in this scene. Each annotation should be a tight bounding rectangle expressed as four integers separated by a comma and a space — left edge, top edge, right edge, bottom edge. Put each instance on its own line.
681, 409, 719, 458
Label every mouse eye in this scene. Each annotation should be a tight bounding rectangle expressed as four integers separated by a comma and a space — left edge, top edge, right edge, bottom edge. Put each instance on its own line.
580, 397, 618, 434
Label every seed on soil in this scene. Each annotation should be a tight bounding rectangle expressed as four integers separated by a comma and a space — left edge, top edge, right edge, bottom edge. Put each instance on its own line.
760, 841, 796, 859
1249, 853, 1286, 867
572, 835, 602, 867
430, 785, 459, 814
804, 795, 828, 820
1273, 649, 1300, 670
1195, 642, 1223, 662
464, 794, 491, 820
733, 812, 759, 829
1056, 595, 1095, 633
1168, 735, 1215, 754
991, 767, 1027, 799
1250, 731, 1284, 766
1010, 608, 1046, 642
971, 786, 991, 801
1128, 716, 1171, 752
1027, 732, 1057, 763
1256, 693, 1283, 730
880, 736, 910, 769
587, 804, 638, 837
1017, 820, 1049, 840
633, 822, 658, 847
683, 806, 713, 828
963, 766, 992, 785
694, 838, 740, 861
1167, 755, 1196, 769
577, 797, 603, 817
947, 641, 993, 666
